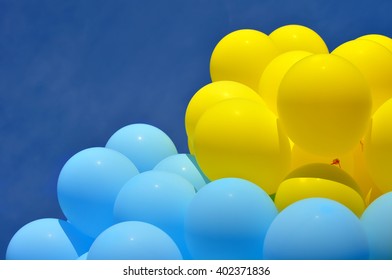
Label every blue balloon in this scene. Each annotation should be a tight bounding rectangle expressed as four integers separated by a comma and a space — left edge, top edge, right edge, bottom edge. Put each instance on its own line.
361, 192, 392, 259
6, 218, 93, 260
57, 147, 139, 238
114, 170, 195, 259
106, 123, 178, 172
185, 178, 277, 260
153, 153, 209, 191
263, 198, 369, 260
87, 221, 182, 260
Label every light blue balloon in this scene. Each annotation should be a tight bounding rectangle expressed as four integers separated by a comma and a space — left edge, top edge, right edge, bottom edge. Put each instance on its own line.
185, 178, 278, 260
106, 123, 178, 172
87, 221, 182, 260
361, 192, 392, 259
263, 198, 369, 260
57, 147, 139, 238
114, 170, 195, 259
6, 218, 93, 260
153, 153, 209, 191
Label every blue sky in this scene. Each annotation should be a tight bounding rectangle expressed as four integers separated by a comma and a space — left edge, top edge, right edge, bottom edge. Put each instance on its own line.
1, 0, 391, 258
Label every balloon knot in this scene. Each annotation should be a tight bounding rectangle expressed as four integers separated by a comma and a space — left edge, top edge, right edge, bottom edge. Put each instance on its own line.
331, 158, 341, 168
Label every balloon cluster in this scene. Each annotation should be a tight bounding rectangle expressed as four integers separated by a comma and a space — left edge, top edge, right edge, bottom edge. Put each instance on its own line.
6, 25, 392, 260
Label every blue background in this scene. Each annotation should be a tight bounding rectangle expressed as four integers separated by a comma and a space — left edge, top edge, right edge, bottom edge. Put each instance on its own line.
1, 0, 391, 259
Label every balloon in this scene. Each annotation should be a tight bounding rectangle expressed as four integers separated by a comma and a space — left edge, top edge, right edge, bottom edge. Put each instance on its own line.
153, 153, 209, 191
275, 162, 366, 216
210, 29, 280, 91
332, 39, 392, 112
6, 218, 92, 260
274, 163, 365, 216
290, 144, 354, 176
258, 50, 313, 115
364, 99, 392, 193
276, 163, 365, 216
263, 198, 369, 260
277, 53, 372, 156
352, 143, 383, 205
361, 192, 392, 259
357, 34, 392, 53
106, 123, 178, 172
87, 221, 182, 260
285, 163, 361, 194
57, 147, 139, 238
275, 178, 365, 217
113, 170, 195, 259
188, 137, 195, 155
269, 24, 329, 53
193, 98, 291, 194
185, 178, 277, 260
185, 81, 264, 152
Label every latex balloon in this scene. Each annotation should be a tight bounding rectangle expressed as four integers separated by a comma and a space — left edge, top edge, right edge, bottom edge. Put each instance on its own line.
210, 29, 280, 91
153, 153, 209, 191
290, 144, 354, 176
113, 170, 196, 259
352, 142, 383, 205
185, 178, 277, 260
193, 98, 291, 194
106, 123, 178, 172
185, 81, 264, 132
332, 39, 392, 112
276, 163, 365, 216
258, 50, 313, 116
365, 99, 392, 193
269, 24, 329, 54
285, 163, 361, 194
277, 53, 372, 157
361, 192, 392, 259
188, 137, 196, 155
275, 178, 365, 217
357, 34, 392, 54
57, 147, 139, 238
6, 219, 92, 260
263, 198, 369, 260
87, 221, 182, 260
185, 81, 264, 152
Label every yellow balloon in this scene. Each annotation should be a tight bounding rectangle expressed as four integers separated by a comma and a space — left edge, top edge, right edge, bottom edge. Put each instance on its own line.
185, 81, 265, 153
352, 142, 383, 205
269, 24, 329, 54
210, 29, 280, 91
332, 39, 392, 112
364, 98, 392, 193
290, 144, 354, 178
276, 162, 364, 215
193, 98, 291, 194
275, 177, 365, 216
284, 162, 361, 193
258, 50, 313, 116
188, 137, 195, 155
277, 53, 372, 157
357, 34, 392, 53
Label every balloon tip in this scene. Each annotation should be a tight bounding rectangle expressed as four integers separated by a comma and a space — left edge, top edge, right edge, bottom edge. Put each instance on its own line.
330, 158, 341, 168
